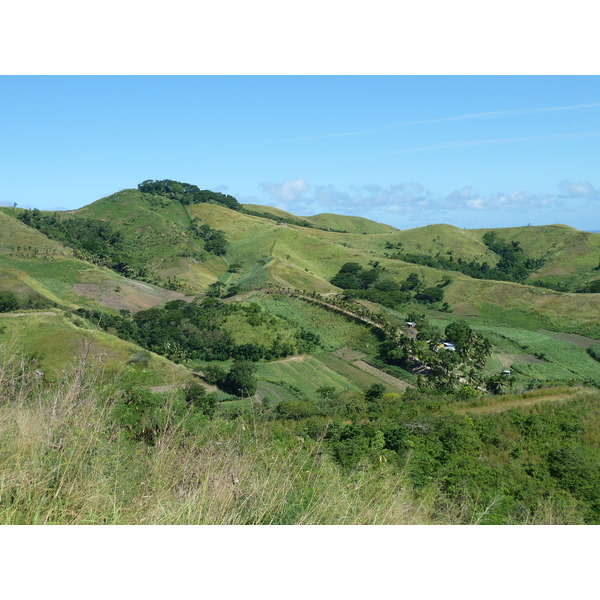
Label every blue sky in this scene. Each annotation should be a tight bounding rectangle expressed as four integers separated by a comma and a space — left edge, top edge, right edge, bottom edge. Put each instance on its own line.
1, 75, 599, 230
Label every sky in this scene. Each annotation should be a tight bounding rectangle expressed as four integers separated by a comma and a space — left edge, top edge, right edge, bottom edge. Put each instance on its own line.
1, 75, 599, 230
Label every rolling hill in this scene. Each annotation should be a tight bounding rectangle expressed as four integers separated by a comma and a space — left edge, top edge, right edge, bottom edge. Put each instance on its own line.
2, 180, 600, 526
1, 181, 599, 389
306, 212, 399, 234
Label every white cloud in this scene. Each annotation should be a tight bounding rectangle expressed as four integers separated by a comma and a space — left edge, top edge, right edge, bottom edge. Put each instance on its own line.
259, 178, 309, 203
247, 103, 600, 146
558, 179, 599, 198
442, 188, 555, 212
248, 179, 593, 229
466, 197, 486, 210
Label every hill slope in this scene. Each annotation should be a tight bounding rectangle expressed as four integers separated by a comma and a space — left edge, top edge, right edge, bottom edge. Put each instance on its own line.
0, 309, 192, 386
306, 212, 399, 234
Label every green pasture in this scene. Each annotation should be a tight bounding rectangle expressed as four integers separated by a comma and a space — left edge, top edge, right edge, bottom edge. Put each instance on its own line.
250, 293, 382, 353
222, 311, 298, 348
256, 355, 363, 401
0, 311, 190, 386
473, 324, 600, 385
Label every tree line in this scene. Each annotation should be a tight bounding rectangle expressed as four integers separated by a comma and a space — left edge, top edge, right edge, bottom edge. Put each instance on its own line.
330, 261, 450, 310
75, 297, 321, 371
138, 179, 242, 211
385, 231, 546, 285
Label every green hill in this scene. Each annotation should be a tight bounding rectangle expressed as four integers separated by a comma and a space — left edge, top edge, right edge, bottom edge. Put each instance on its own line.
471, 224, 600, 290
2, 182, 599, 389
3, 189, 599, 328
0, 309, 192, 386
307, 212, 399, 234
0, 209, 73, 258
0, 253, 189, 313
242, 204, 321, 228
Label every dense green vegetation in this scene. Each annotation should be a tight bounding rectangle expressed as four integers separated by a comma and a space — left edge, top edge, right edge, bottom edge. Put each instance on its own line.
189, 218, 229, 256
378, 316, 493, 391
2, 339, 598, 524
331, 261, 449, 310
0, 288, 54, 312
298, 386, 600, 524
576, 278, 600, 293
16, 209, 140, 275
138, 179, 242, 211
75, 297, 321, 365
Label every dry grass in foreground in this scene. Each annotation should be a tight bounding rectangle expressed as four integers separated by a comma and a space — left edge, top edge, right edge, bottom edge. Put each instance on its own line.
0, 341, 437, 525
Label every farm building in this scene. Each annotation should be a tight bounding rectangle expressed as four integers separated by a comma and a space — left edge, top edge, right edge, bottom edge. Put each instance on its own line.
435, 342, 456, 352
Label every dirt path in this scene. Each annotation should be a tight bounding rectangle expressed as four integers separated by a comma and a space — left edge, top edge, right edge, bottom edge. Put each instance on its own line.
540, 330, 599, 349
271, 354, 307, 364
352, 360, 412, 391
455, 388, 594, 415
149, 380, 219, 394
333, 347, 367, 361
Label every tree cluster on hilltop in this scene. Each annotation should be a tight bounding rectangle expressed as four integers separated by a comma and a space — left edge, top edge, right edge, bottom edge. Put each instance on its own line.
138, 179, 242, 211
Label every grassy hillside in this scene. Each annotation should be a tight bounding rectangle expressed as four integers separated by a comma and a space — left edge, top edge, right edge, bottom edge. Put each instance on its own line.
471, 224, 600, 290
0, 310, 191, 386
0, 254, 188, 313
0, 210, 72, 258
242, 204, 321, 228
387, 224, 498, 263
307, 212, 399, 234
73, 196, 600, 335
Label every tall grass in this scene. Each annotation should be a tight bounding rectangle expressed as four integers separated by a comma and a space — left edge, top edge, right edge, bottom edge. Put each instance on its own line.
0, 340, 434, 525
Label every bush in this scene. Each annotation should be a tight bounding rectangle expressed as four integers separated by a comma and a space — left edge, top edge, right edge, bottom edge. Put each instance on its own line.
185, 382, 217, 418
365, 384, 386, 402
415, 286, 444, 304
0, 291, 20, 313
202, 364, 227, 385
275, 400, 322, 420
587, 344, 600, 363
223, 360, 257, 396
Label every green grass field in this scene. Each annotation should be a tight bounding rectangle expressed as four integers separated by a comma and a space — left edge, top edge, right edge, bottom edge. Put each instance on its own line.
0, 310, 191, 386
249, 292, 382, 353
256, 355, 363, 401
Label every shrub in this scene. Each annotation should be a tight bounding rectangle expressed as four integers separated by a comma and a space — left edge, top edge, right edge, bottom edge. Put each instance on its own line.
223, 360, 257, 396
587, 344, 600, 363
0, 291, 20, 313
185, 382, 217, 418
275, 400, 322, 420
365, 384, 386, 402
